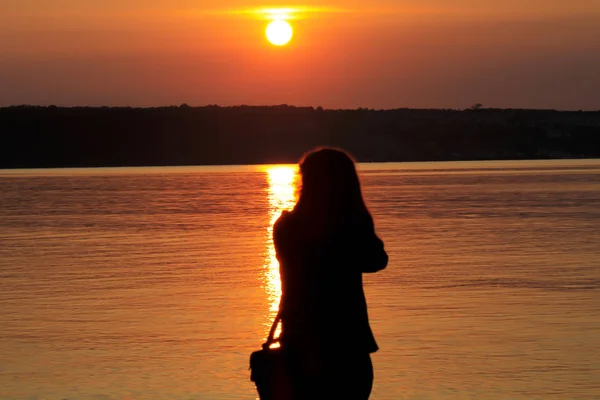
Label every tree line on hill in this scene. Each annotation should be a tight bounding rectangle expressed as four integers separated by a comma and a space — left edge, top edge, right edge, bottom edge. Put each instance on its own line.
1, 105, 599, 168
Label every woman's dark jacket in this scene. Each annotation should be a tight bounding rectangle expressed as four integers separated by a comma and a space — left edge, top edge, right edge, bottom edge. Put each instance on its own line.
274, 210, 388, 355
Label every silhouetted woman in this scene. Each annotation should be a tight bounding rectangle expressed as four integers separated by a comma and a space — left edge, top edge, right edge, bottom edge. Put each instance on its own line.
274, 148, 388, 399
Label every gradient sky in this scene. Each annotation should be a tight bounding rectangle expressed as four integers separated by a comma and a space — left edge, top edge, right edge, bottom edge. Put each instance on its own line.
1, 1, 599, 109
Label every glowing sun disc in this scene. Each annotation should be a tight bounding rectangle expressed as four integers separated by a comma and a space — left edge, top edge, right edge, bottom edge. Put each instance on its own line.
266, 20, 293, 46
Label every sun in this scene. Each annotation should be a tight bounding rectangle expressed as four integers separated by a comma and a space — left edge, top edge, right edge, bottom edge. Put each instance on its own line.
266, 20, 293, 46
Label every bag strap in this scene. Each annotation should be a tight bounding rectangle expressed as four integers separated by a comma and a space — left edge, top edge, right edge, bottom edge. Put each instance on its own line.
262, 309, 282, 350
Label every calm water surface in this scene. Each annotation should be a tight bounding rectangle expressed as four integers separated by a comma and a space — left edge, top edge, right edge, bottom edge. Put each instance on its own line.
1, 160, 600, 399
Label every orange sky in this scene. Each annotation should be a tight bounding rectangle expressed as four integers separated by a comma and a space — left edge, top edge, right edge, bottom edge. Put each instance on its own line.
1, 1, 599, 109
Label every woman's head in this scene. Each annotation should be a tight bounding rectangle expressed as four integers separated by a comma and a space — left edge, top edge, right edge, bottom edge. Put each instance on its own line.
295, 148, 371, 226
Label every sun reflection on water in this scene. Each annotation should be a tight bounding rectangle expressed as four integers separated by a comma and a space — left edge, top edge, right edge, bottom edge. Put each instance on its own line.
263, 166, 298, 337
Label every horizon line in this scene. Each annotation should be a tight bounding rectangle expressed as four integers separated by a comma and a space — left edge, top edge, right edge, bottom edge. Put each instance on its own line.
1, 104, 599, 112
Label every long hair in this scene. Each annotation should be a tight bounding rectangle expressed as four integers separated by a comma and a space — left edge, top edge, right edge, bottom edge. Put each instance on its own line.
293, 148, 373, 234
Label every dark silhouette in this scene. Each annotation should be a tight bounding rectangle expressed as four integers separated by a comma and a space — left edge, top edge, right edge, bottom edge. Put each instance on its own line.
1, 105, 600, 169
273, 148, 388, 399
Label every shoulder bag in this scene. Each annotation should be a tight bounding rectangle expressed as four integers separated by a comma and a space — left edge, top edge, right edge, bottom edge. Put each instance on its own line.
249, 310, 292, 399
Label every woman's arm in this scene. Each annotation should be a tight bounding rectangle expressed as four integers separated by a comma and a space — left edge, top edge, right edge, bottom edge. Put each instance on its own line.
355, 232, 388, 273
336, 220, 388, 273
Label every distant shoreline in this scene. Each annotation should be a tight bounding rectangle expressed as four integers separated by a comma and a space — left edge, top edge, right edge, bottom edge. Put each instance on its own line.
3, 159, 600, 177
1, 105, 599, 169
3, 105, 598, 112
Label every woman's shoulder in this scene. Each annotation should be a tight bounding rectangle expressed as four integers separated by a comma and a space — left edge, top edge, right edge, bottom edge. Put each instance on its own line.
273, 210, 294, 230
274, 210, 300, 249
274, 210, 294, 235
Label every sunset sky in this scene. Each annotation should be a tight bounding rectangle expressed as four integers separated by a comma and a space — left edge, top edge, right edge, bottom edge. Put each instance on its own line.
1, 0, 599, 109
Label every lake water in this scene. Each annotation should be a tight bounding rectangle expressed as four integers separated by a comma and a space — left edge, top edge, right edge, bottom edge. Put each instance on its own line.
1, 160, 600, 400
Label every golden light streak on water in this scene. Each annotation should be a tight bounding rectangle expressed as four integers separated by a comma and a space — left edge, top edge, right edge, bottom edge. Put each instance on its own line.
263, 166, 298, 339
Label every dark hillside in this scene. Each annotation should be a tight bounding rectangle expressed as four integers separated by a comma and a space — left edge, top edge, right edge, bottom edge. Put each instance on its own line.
1, 105, 599, 168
